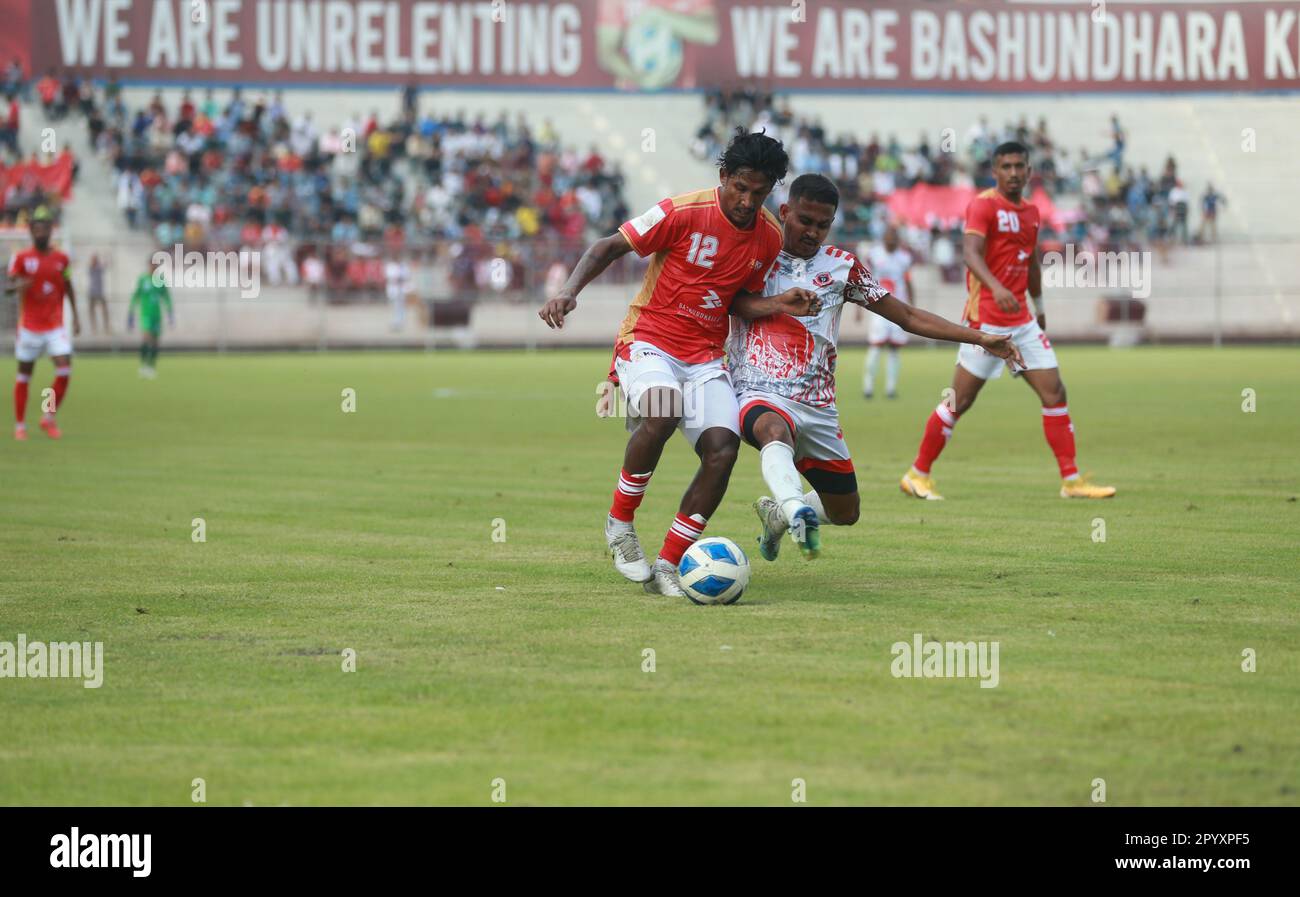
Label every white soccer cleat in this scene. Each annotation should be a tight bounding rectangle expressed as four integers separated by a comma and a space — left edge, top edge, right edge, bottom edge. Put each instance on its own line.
753, 496, 786, 562
606, 515, 652, 583
788, 505, 821, 559
643, 558, 687, 598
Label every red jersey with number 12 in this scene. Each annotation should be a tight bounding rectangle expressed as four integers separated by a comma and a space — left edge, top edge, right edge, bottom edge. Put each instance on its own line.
615, 187, 783, 364
963, 188, 1039, 328
8, 247, 71, 332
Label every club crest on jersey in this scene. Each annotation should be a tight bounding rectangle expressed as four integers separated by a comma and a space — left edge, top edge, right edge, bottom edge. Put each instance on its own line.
24, 258, 39, 273
813, 271, 833, 287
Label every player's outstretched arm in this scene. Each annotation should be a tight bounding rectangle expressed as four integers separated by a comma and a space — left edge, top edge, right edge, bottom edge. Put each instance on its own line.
538, 233, 634, 330
731, 287, 820, 321
869, 294, 1025, 367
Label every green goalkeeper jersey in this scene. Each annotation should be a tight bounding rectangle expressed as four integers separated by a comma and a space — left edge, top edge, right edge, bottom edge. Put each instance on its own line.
131, 274, 173, 331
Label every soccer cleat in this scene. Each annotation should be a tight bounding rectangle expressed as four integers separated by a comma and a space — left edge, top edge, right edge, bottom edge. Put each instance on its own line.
789, 505, 821, 559
606, 515, 652, 583
14, 423, 27, 441
643, 558, 687, 598
900, 468, 944, 500
39, 416, 61, 440
753, 496, 786, 562
863, 389, 874, 400
1060, 474, 1117, 499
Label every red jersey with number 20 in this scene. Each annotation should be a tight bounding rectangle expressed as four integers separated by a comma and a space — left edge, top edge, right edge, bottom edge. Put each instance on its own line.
963, 188, 1039, 328
615, 187, 783, 364
8, 247, 71, 332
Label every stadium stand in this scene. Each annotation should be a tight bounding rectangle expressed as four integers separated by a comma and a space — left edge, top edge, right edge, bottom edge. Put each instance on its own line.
8, 74, 1299, 349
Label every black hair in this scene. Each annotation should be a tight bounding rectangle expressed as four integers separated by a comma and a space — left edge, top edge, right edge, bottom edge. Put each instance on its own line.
788, 173, 840, 209
993, 140, 1030, 161
717, 127, 789, 186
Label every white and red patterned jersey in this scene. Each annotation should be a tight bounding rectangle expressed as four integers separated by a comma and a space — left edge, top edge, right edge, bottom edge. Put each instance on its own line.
728, 245, 888, 408
867, 245, 913, 304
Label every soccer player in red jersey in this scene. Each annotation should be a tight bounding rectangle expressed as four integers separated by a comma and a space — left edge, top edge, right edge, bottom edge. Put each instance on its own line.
7, 207, 79, 441
539, 130, 816, 597
899, 142, 1116, 500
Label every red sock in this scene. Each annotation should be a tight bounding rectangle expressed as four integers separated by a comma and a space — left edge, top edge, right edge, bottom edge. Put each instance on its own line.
14, 374, 29, 424
609, 469, 653, 523
1042, 404, 1078, 478
50, 367, 70, 413
659, 512, 706, 566
912, 403, 960, 474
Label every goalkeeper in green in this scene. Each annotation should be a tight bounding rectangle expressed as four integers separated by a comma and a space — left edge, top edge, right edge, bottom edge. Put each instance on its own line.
128, 264, 174, 378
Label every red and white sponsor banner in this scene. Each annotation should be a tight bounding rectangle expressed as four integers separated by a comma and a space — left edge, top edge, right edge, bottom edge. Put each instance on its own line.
885, 183, 1070, 230
2, 155, 75, 200
6, 0, 1300, 92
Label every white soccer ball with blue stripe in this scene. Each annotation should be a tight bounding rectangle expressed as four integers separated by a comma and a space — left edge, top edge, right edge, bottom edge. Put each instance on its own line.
678, 537, 751, 605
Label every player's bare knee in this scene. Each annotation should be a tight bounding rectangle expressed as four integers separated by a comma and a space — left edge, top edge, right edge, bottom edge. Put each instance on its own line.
697, 434, 739, 472
752, 412, 793, 447
836, 500, 860, 527
638, 414, 679, 442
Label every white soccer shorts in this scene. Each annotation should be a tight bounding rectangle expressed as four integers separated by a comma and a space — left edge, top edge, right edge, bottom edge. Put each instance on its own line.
15, 326, 72, 362
957, 319, 1058, 381
615, 340, 741, 447
736, 390, 857, 493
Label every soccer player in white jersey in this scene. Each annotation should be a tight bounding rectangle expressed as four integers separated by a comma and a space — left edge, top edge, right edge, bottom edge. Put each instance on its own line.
728, 174, 1023, 559
863, 226, 915, 399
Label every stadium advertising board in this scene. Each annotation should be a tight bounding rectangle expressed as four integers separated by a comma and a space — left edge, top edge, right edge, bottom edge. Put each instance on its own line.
6, 0, 1300, 93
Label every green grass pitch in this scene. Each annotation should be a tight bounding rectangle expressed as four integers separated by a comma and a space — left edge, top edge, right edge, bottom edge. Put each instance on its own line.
1, 346, 1296, 806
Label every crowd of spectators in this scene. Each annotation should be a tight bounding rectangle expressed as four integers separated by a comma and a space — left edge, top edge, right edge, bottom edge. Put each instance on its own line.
693, 88, 1224, 270
0, 64, 82, 226
35, 76, 635, 298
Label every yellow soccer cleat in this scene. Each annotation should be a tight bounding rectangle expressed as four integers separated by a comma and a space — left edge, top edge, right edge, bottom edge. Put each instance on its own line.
900, 468, 944, 501
1060, 473, 1117, 499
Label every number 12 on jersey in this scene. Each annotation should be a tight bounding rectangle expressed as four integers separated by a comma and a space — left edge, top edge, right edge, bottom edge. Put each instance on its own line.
687, 232, 718, 268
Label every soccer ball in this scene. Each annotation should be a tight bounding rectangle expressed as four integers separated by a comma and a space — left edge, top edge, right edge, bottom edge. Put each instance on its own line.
623, 18, 684, 90
678, 537, 751, 605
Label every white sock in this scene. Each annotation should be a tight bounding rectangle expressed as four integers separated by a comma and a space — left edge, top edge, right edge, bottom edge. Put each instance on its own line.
864, 346, 881, 391
607, 514, 633, 533
886, 349, 901, 393
802, 490, 831, 524
760, 442, 806, 524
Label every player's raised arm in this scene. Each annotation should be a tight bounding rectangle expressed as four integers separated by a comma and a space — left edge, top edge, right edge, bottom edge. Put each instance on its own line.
538, 232, 635, 329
